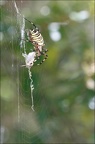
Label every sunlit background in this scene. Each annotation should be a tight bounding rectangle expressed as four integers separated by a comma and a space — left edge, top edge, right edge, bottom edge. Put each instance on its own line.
1, 0, 94, 143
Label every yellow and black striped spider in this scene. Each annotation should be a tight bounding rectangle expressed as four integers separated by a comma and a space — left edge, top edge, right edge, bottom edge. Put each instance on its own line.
23, 17, 48, 66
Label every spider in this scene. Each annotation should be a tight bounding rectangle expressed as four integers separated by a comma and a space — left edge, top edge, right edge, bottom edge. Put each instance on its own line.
22, 17, 48, 67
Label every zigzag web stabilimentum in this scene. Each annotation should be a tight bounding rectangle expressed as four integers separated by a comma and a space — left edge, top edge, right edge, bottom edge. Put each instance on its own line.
14, 0, 35, 114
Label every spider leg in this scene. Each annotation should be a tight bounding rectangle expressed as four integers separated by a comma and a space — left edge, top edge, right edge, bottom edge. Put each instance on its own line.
24, 18, 40, 34
24, 17, 37, 29
37, 51, 48, 66
42, 47, 48, 53
20, 38, 30, 43
20, 36, 35, 44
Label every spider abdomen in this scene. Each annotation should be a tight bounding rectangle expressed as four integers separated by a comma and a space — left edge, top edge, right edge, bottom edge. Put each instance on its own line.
28, 30, 45, 47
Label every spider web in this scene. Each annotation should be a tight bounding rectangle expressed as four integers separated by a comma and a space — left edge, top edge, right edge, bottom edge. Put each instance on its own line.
1, 1, 49, 143
1, 1, 94, 144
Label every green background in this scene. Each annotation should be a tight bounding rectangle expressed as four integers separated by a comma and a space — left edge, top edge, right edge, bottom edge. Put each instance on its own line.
1, 1, 94, 143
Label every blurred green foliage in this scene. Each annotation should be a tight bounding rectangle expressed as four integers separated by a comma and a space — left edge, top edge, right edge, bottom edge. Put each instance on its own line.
1, 1, 94, 143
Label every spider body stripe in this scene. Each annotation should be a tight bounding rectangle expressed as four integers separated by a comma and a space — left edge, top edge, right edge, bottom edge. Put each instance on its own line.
32, 34, 43, 41
28, 30, 45, 47
32, 37, 43, 43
